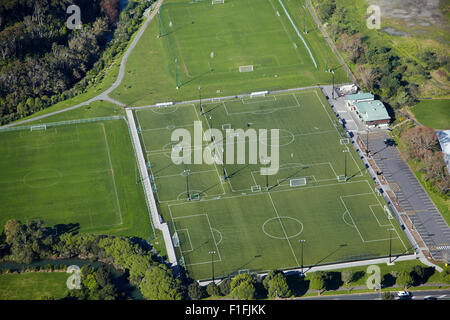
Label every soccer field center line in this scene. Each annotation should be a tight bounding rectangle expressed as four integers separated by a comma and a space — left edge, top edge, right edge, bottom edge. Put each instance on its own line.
100, 123, 123, 225
194, 103, 227, 194
267, 191, 300, 266
165, 179, 407, 261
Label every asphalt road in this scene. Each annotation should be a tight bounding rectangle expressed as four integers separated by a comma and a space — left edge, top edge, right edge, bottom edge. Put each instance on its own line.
297, 289, 450, 300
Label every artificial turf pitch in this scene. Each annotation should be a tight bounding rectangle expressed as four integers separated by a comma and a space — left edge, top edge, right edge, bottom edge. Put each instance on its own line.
110, 0, 349, 106
0, 119, 153, 239
134, 88, 413, 280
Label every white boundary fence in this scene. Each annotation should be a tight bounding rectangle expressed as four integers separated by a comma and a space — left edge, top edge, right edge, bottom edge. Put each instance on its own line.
126, 109, 178, 267
0, 116, 125, 132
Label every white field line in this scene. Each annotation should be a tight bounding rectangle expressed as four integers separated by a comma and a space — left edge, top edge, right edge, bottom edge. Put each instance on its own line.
369, 204, 391, 227
267, 192, 299, 266
178, 228, 194, 253
168, 210, 222, 266
314, 90, 361, 174
155, 169, 217, 179
367, 180, 409, 252
194, 103, 227, 194
277, 0, 317, 68
100, 123, 123, 225
167, 179, 369, 208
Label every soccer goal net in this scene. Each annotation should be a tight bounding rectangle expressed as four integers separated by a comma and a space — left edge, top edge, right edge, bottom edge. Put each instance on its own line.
212, 0, 224, 4
30, 124, 47, 131
340, 138, 350, 145
250, 91, 268, 98
172, 232, 180, 247
290, 178, 307, 187
337, 175, 347, 182
239, 65, 253, 72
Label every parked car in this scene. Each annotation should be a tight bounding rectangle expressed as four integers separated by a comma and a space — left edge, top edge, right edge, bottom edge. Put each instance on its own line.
397, 291, 412, 299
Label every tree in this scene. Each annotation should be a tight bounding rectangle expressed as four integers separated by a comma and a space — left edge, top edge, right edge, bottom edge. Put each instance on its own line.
263, 270, 291, 299
139, 265, 183, 300
206, 282, 221, 297
341, 270, 353, 287
396, 270, 414, 290
230, 274, 256, 300
309, 271, 327, 296
411, 265, 425, 285
219, 277, 232, 296
187, 282, 205, 300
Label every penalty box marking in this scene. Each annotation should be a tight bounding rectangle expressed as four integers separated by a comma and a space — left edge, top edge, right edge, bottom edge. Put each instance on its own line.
168, 211, 223, 266
339, 194, 400, 244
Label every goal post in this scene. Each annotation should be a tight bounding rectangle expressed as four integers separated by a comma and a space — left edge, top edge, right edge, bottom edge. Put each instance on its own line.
290, 178, 307, 187
30, 124, 47, 131
172, 232, 180, 247
212, 0, 224, 4
239, 65, 254, 73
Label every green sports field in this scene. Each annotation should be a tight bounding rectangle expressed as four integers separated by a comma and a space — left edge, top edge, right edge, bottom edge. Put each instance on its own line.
0, 119, 153, 239
110, 0, 349, 106
134, 88, 412, 280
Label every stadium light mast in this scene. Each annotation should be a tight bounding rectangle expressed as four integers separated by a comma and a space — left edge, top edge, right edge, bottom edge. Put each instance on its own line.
343, 149, 348, 181
175, 58, 179, 89
299, 239, 306, 276
366, 129, 370, 157
388, 228, 395, 264
199, 86, 202, 114
302, 5, 307, 34
331, 69, 335, 99
209, 251, 216, 283
184, 169, 191, 200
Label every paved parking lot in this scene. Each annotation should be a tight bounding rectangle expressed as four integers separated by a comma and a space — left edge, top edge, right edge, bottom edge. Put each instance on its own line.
365, 131, 450, 261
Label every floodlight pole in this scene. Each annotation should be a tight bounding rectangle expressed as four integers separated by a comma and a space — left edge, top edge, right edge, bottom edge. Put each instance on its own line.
266, 175, 269, 191
209, 116, 214, 142
184, 169, 190, 200
299, 239, 306, 275
388, 228, 394, 264
331, 69, 335, 99
303, 5, 307, 34
343, 150, 348, 181
209, 251, 216, 283
175, 58, 179, 89
199, 86, 202, 114
366, 129, 369, 157
326, 45, 328, 72
158, 10, 162, 38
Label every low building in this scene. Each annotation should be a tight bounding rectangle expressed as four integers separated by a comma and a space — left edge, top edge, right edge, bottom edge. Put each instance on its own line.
353, 100, 391, 128
343, 93, 374, 108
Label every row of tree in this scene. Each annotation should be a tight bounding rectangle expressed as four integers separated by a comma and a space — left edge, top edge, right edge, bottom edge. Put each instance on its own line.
315, 0, 448, 110
397, 126, 449, 196
2, 219, 448, 300
0, 0, 150, 125
0, 219, 183, 300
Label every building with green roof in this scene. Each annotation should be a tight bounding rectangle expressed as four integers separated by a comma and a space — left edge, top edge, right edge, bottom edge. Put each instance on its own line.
353, 100, 391, 127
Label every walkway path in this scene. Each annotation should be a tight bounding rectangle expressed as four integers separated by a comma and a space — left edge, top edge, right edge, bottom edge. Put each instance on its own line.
305, 0, 356, 83
0, 0, 164, 129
